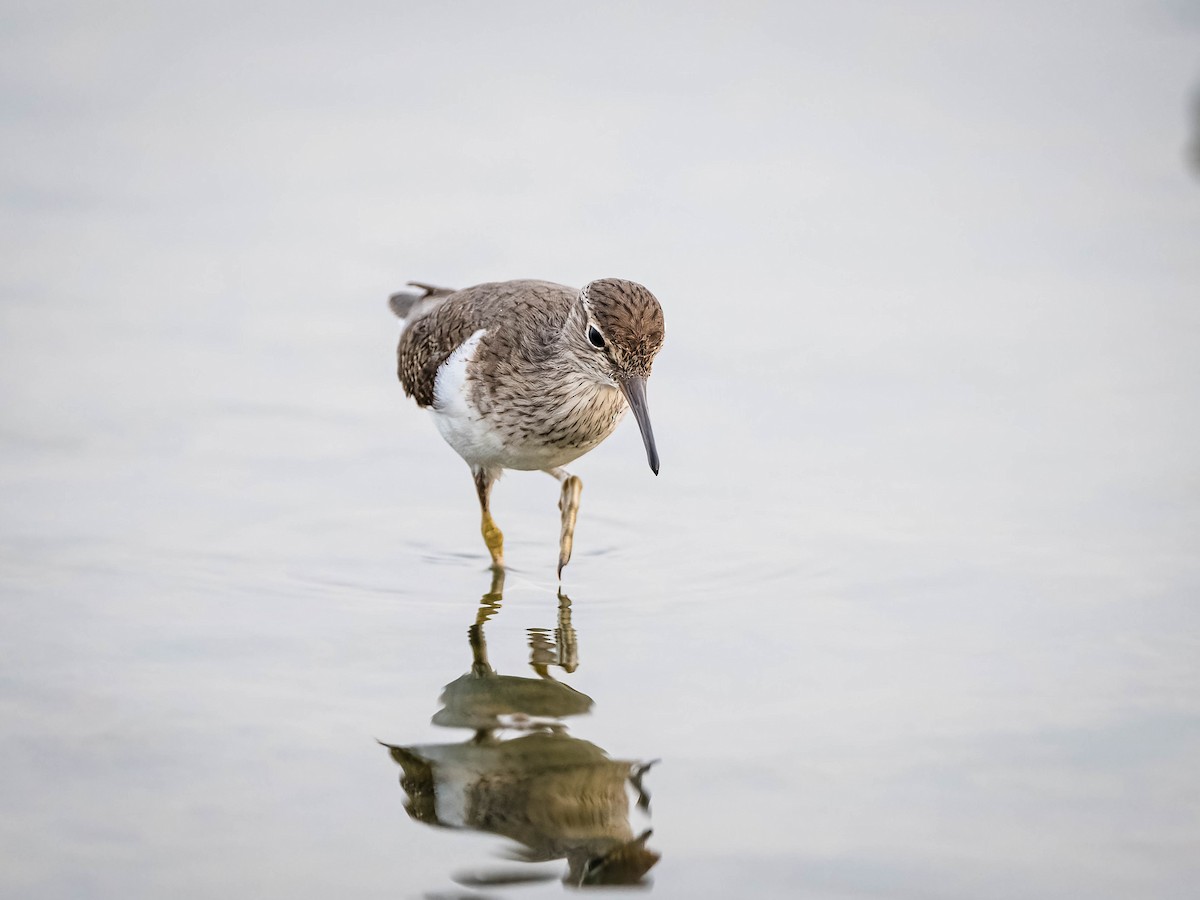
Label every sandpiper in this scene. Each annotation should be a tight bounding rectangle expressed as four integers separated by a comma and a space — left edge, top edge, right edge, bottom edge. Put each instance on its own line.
389, 278, 665, 575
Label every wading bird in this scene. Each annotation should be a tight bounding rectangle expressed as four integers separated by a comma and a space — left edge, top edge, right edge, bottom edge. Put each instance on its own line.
390, 278, 665, 575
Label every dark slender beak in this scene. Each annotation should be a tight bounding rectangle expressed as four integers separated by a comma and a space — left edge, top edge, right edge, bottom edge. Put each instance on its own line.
618, 375, 660, 475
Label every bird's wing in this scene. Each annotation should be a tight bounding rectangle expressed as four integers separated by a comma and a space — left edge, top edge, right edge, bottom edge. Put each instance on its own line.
395, 286, 493, 407
395, 280, 576, 408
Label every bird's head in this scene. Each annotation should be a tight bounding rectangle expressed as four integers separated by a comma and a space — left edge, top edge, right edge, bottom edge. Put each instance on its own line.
575, 278, 665, 474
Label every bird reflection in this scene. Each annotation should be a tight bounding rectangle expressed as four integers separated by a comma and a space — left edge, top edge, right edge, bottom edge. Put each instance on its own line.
382, 570, 660, 889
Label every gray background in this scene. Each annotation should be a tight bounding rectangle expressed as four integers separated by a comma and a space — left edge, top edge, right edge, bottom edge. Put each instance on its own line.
2, 2, 1198, 898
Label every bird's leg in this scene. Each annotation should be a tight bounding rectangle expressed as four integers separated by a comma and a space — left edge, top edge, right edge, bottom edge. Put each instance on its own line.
544, 467, 583, 578
473, 467, 504, 570
469, 568, 504, 678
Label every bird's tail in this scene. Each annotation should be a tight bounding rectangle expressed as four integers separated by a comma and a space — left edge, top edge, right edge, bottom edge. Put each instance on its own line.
388, 281, 456, 319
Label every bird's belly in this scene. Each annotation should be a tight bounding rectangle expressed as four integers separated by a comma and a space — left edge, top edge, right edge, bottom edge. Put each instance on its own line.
430, 406, 509, 468
432, 403, 625, 471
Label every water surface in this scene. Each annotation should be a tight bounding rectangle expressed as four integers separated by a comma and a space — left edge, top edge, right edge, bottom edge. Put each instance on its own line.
3, 2, 1199, 898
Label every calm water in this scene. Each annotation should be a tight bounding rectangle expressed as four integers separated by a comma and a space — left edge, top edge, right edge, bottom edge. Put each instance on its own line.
3, 3, 1199, 898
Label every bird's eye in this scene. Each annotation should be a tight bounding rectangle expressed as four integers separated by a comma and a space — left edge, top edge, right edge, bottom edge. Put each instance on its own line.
587, 325, 606, 349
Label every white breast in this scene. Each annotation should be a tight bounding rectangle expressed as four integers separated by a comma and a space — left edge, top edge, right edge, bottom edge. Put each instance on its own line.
430, 329, 506, 469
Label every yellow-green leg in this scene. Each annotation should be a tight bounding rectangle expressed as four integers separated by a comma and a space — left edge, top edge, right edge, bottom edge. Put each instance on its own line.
468, 567, 504, 677
473, 468, 504, 569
